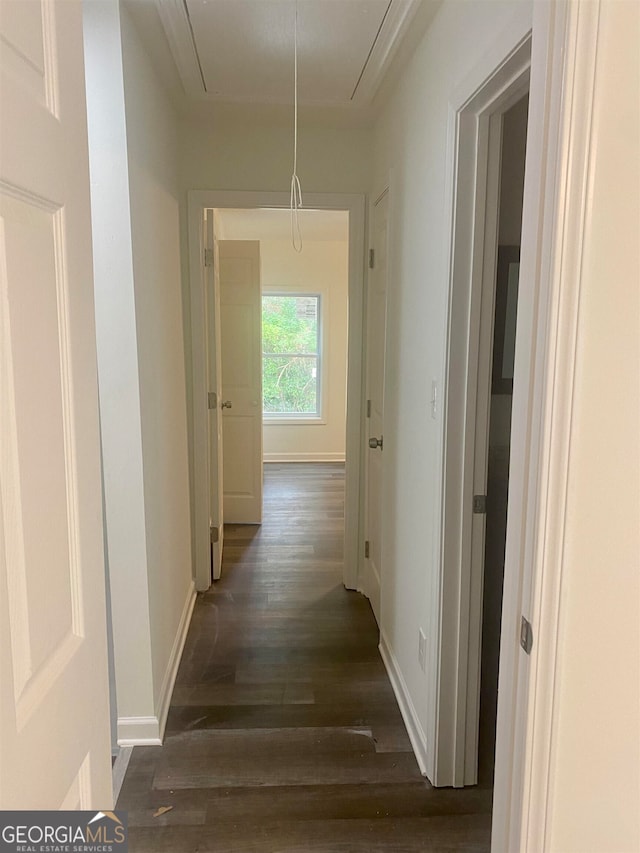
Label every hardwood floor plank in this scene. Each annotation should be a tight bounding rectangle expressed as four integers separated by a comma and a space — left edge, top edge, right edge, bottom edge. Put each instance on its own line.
233, 660, 387, 685
202, 785, 492, 824
164, 700, 407, 734
152, 751, 423, 790
171, 683, 315, 707
127, 815, 491, 853
118, 783, 492, 822
157, 727, 380, 757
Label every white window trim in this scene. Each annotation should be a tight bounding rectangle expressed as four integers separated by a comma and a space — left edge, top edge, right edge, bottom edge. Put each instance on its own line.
264, 417, 327, 426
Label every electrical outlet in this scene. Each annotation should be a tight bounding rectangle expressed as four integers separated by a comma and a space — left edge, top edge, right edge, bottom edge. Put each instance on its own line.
430, 380, 438, 419
418, 628, 427, 672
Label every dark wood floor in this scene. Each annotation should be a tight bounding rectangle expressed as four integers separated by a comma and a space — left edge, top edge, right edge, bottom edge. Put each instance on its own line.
117, 463, 492, 851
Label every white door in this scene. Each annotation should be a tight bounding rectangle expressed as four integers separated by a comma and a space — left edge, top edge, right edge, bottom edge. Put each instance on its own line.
0, 0, 112, 808
218, 240, 263, 524
205, 212, 224, 578
364, 191, 389, 624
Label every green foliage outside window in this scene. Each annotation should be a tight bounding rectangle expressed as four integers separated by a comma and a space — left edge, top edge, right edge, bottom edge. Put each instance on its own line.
262, 295, 320, 415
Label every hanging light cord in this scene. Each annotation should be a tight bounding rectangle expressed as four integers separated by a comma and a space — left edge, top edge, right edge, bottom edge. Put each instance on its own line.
290, 0, 303, 252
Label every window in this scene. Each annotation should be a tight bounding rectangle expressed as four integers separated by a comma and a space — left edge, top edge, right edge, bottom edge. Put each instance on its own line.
262, 294, 321, 417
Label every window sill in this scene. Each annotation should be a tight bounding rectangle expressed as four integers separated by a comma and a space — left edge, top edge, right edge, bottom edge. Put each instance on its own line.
263, 417, 326, 426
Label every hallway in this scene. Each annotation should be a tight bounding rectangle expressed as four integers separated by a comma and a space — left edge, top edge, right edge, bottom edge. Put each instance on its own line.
117, 464, 492, 851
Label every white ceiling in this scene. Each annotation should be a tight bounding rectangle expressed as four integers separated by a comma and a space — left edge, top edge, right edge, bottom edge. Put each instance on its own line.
216, 208, 349, 242
154, 0, 427, 108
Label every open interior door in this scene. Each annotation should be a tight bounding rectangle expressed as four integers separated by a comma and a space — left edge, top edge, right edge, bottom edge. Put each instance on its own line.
218, 240, 263, 525
0, 0, 112, 807
205, 211, 224, 579
364, 190, 389, 624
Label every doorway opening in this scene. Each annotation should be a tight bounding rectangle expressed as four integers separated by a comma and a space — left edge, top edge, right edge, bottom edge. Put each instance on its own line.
215, 207, 349, 465
209, 207, 350, 572
187, 191, 365, 596
477, 94, 529, 784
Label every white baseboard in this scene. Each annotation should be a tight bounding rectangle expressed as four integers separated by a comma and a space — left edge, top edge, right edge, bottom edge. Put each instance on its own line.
379, 630, 430, 778
263, 452, 346, 463
117, 716, 162, 746
155, 580, 196, 740
116, 581, 196, 747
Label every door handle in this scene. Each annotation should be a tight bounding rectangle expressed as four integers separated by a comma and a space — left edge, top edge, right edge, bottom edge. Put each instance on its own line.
221, 400, 233, 409
368, 436, 383, 450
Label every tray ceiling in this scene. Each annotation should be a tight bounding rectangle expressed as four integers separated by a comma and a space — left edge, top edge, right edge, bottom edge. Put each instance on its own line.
156, 0, 422, 106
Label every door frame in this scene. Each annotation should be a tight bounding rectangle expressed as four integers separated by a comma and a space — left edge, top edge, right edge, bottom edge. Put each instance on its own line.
437, 30, 531, 789
493, 3, 606, 849
187, 190, 366, 593
361, 185, 390, 624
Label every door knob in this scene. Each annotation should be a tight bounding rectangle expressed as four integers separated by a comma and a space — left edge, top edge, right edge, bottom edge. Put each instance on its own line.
368, 436, 383, 449
221, 400, 233, 409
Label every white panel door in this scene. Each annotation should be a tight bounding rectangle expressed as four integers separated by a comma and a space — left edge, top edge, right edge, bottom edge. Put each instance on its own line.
364, 191, 389, 625
219, 241, 263, 524
0, 0, 112, 807
205, 212, 224, 578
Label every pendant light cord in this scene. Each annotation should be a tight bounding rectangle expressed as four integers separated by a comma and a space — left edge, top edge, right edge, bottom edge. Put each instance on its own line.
290, 0, 303, 252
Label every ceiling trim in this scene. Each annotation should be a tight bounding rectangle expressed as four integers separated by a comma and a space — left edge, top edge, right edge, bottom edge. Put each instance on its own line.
156, 0, 422, 107
155, 0, 206, 96
350, 0, 422, 104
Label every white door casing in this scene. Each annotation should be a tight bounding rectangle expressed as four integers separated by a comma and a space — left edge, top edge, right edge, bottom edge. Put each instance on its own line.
494, 3, 637, 849
0, 0, 112, 808
218, 240, 263, 525
464, 109, 508, 786
437, 27, 531, 789
205, 211, 224, 579
187, 190, 366, 593
364, 190, 389, 624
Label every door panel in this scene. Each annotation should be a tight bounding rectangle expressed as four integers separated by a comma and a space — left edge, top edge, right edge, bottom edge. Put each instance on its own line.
222, 416, 258, 494
0, 0, 112, 807
219, 241, 263, 524
221, 298, 255, 387
364, 192, 389, 625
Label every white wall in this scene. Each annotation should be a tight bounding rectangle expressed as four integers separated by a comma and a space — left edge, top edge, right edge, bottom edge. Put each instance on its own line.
260, 240, 348, 462
120, 4, 194, 720
545, 1, 640, 848
84, 0, 155, 732
370, 0, 532, 774
84, 0, 194, 743
180, 109, 372, 196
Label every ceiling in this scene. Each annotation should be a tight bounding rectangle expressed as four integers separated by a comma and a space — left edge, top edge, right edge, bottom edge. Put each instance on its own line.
216, 208, 349, 242
149, 0, 432, 111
